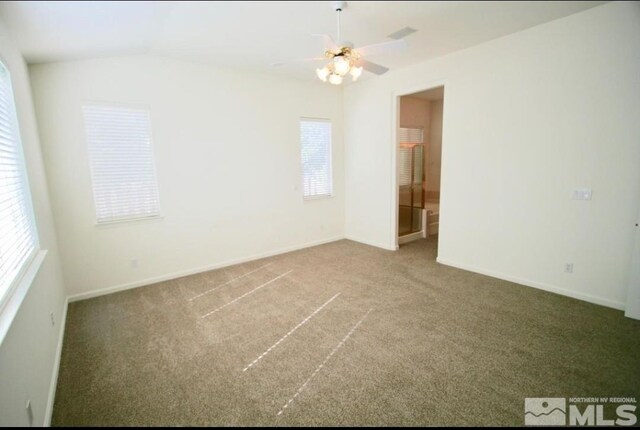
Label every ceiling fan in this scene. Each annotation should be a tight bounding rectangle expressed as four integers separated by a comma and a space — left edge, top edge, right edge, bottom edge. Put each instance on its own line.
272, 1, 416, 85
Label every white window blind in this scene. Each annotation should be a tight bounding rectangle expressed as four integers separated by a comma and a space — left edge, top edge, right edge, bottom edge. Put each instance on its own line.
399, 127, 424, 187
0, 61, 38, 309
300, 119, 332, 199
83, 104, 160, 223
399, 127, 423, 144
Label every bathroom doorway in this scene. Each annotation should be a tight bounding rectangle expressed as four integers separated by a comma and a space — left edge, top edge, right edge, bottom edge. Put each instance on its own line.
397, 86, 444, 245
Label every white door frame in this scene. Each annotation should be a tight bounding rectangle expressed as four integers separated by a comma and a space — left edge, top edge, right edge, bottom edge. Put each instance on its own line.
625, 211, 640, 320
390, 80, 448, 250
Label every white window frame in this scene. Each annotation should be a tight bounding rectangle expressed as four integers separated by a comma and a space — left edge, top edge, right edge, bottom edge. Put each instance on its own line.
0, 57, 41, 328
300, 117, 333, 201
82, 102, 162, 225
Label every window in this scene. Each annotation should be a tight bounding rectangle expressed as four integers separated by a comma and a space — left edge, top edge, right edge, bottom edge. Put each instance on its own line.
398, 127, 424, 186
83, 104, 161, 223
300, 118, 332, 199
399, 127, 423, 144
0, 61, 38, 309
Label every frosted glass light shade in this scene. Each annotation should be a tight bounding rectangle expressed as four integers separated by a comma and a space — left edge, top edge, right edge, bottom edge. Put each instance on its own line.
316, 67, 330, 82
333, 56, 350, 76
350, 66, 363, 81
328, 74, 343, 85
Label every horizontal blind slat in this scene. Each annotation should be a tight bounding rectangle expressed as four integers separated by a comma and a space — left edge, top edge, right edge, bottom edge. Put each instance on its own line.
0, 62, 38, 303
83, 104, 160, 223
399, 127, 424, 144
398, 128, 423, 186
300, 119, 332, 199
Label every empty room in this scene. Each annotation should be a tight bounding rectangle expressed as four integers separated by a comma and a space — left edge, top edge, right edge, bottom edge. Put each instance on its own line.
0, 1, 639, 427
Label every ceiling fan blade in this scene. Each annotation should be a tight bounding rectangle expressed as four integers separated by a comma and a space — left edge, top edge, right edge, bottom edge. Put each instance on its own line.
354, 38, 407, 57
271, 57, 327, 67
356, 59, 389, 76
311, 33, 339, 52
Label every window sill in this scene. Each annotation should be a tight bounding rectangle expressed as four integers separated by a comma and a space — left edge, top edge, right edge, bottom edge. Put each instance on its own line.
0, 249, 47, 346
95, 215, 164, 228
303, 194, 334, 202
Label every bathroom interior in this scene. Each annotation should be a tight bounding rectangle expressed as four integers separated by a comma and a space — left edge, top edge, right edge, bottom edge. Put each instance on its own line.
398, 86, 444, 244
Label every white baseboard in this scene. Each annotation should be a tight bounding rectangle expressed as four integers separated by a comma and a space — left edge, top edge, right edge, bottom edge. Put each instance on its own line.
436, 257, 625, 311
398, 231, 424, 245
45, 297, 68, 426
344, 235, 397, 251
67, 235, 345, 303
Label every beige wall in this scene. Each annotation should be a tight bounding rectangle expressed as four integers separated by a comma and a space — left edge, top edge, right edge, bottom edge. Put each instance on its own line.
399, 96, 431, 132
0, 19, 67, 426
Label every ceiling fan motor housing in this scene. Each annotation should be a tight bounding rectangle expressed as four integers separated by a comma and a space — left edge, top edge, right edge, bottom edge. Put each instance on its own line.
331, 1, 346, 12
325, 46, 356, 60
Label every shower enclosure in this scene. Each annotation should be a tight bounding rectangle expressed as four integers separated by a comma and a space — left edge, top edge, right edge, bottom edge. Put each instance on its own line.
398, 142, 425, 237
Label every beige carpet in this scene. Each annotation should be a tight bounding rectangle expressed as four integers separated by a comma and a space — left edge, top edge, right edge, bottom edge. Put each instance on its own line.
52, 238, 640, 426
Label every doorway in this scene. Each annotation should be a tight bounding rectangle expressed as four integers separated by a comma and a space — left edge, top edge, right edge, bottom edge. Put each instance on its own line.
397, 86, 444, 245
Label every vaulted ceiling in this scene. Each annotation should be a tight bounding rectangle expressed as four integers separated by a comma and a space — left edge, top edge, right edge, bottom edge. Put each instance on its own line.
0, 1, 606, 82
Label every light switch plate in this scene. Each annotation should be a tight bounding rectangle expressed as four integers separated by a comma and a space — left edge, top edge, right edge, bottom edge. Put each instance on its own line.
572, 188, 592, 200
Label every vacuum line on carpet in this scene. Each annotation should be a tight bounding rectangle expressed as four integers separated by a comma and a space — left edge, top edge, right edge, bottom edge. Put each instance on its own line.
188, 263, 274, 301
200, 270, 293, 318
242, 292, 342, 372
276, 307, 373, 417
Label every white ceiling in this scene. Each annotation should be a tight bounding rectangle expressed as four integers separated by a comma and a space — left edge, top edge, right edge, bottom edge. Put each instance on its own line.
0, 1, 606, 83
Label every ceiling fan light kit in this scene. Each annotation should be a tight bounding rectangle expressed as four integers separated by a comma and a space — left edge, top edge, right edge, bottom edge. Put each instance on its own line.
315, 1, 363, 85
315, 46, 363, 85
273, 1, 414, 85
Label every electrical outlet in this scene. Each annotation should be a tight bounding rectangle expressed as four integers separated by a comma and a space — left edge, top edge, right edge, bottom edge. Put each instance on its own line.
130, 259, 139, 269
26, 399, 33, 426
50, 312, 55, 327
565, 263, 574, 273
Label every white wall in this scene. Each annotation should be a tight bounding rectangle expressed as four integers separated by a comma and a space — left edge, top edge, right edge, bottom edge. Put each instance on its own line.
625, 208, 640, 319
344, 1, 640, 309
29, 55, 345, 298
0, 19, 67, 427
